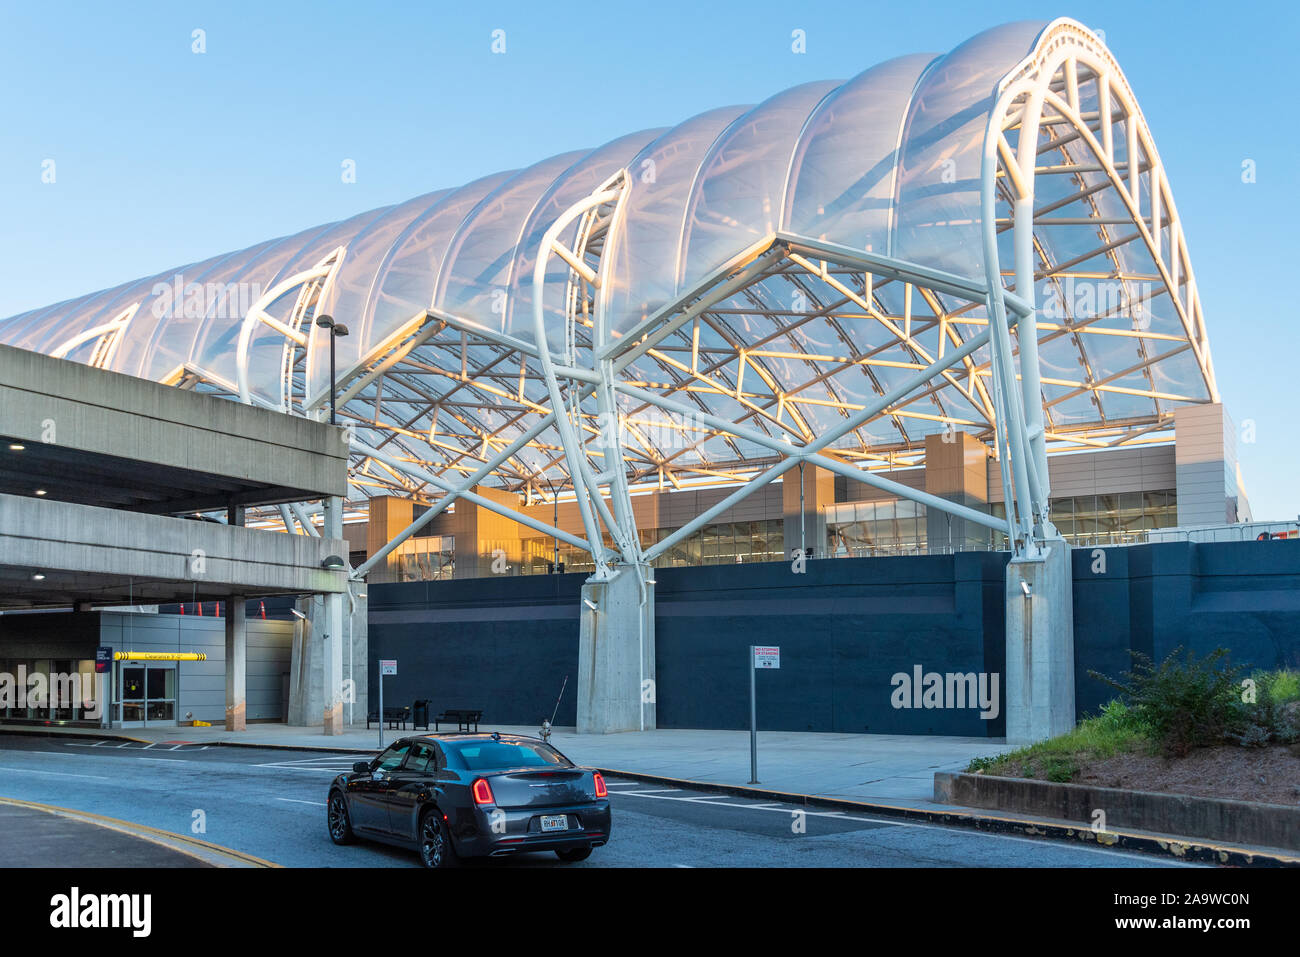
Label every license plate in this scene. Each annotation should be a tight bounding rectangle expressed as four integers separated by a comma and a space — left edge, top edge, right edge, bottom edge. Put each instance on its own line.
539, 814, 569, 832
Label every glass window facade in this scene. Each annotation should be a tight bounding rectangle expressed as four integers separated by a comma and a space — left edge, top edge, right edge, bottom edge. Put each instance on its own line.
826, 500, 928, 558
387, 535, 455, 582
0, 658, 103, 725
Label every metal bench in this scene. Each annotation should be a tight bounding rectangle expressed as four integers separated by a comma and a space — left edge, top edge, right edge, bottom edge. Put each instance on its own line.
435, 708, 483, 732
366, 706, 409, 730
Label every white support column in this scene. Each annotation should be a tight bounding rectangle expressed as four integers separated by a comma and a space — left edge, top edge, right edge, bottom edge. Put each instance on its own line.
1014, 195, 1051, 529
983, 70, 1079, 745
322, 495, 344, 735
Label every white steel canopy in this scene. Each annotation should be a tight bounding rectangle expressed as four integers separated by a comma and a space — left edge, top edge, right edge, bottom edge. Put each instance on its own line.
0, 19, 1216, 567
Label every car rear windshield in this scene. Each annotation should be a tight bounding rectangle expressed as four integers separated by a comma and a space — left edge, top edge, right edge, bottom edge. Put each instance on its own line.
450, 740, 571, 771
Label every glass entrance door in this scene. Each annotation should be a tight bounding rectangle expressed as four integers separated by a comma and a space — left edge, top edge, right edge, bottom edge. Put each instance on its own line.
118, 663, 176, 727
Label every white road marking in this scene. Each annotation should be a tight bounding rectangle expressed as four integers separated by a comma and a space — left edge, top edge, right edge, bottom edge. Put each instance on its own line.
0, 766, 111, 781
252, 758, 360, 773
276, 798, 323, 806
15, 751, 74, 758
611, 789, 1195, 863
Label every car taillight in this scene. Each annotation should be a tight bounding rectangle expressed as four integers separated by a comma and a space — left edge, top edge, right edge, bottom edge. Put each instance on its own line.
593, 771, 608, 798
472, 777, 494, 805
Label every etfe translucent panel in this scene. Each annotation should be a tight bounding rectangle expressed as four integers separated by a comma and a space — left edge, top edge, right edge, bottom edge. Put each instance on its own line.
4, 282, 136, 355
605, 105, 751, 340
348, 171, 516, 388
211, 221, 342, 407
136, 241, 282, 384
434, 150, 590, 335
187, 229, 342, 390
313, 190, 452, 388
892, 20, 1048, 278
678, 81, 839, 297
784, 53, 937, 251
508, 128, 663, 348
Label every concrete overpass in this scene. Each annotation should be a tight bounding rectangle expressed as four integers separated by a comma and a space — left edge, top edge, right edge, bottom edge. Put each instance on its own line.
0, 343, 353, 732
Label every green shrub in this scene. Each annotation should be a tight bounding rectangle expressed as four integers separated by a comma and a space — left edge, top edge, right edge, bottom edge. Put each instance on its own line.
1231, 669, 1300, 747
1263, 669, 1300, 705
1095, 698, 1149, 735
1090, 647, 1244, 757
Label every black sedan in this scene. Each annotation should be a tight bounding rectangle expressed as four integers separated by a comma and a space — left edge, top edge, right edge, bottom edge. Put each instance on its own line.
326, 731, 611, 867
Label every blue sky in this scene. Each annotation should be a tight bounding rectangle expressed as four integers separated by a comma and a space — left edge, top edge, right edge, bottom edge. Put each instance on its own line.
2, 1, 1296, 519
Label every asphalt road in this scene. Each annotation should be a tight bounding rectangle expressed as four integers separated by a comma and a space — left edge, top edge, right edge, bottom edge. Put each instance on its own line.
0, 735, 1190, 868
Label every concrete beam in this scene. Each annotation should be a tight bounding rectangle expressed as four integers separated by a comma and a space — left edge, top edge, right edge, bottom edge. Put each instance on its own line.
0, 342, 348, 505
0, 493, 348, 608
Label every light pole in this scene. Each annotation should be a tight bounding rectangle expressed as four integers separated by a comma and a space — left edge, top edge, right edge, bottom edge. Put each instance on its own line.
315, 314, 349, 425
543, 474, 560, 572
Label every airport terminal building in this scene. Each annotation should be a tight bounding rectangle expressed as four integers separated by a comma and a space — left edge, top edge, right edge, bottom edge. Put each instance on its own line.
2, 19, 1294, 741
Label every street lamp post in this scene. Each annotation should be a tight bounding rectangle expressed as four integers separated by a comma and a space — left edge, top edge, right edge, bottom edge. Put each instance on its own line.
315, 314, 349, 425
542, 474, 560, 572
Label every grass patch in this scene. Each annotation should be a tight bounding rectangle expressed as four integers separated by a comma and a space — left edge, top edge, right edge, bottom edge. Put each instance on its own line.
965, 664, 1300, 783
967, 700, 1153, 782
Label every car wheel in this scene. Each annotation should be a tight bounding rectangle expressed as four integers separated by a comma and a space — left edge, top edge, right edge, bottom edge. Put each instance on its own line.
327, 790, 355, 845
555, 847, 592, 863
418, 810, 459, 869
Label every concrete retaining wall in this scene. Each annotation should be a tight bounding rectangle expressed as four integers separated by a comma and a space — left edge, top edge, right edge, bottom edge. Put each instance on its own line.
935, 770, 1300, 851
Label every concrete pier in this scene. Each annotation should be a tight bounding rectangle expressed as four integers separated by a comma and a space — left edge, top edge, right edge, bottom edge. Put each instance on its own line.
1004, 540, 1075, 744
577, 564, 655, 734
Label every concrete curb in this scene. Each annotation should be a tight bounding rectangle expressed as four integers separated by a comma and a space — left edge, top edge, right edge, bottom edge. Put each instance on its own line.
594, 767, 1300, 867
0, 796, 281, 868
935, 770, 1300, 854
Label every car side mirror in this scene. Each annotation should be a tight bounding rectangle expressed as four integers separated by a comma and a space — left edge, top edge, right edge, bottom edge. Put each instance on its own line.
353, 761, 370, 774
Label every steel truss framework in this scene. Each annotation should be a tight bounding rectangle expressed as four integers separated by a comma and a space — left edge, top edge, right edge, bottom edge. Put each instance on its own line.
0, 19, 1216, 571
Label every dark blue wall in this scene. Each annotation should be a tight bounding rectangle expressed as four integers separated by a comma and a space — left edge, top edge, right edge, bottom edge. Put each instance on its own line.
368, 541, 1300, 736
369, 574, 584, 728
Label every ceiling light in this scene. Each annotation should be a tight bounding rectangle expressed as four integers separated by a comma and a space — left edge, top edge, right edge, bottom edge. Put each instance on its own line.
32, 573, 45, 581
321, 554, 346, 570
8, 443, 24, 451
34, 489, 47, 496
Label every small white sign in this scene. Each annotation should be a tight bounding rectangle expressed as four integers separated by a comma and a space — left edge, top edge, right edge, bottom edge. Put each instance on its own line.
753, 646, 780, 669
380, 659, 397, 676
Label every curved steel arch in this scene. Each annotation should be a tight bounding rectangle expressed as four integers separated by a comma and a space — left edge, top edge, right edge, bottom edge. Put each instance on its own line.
0, 19, 1218, 568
